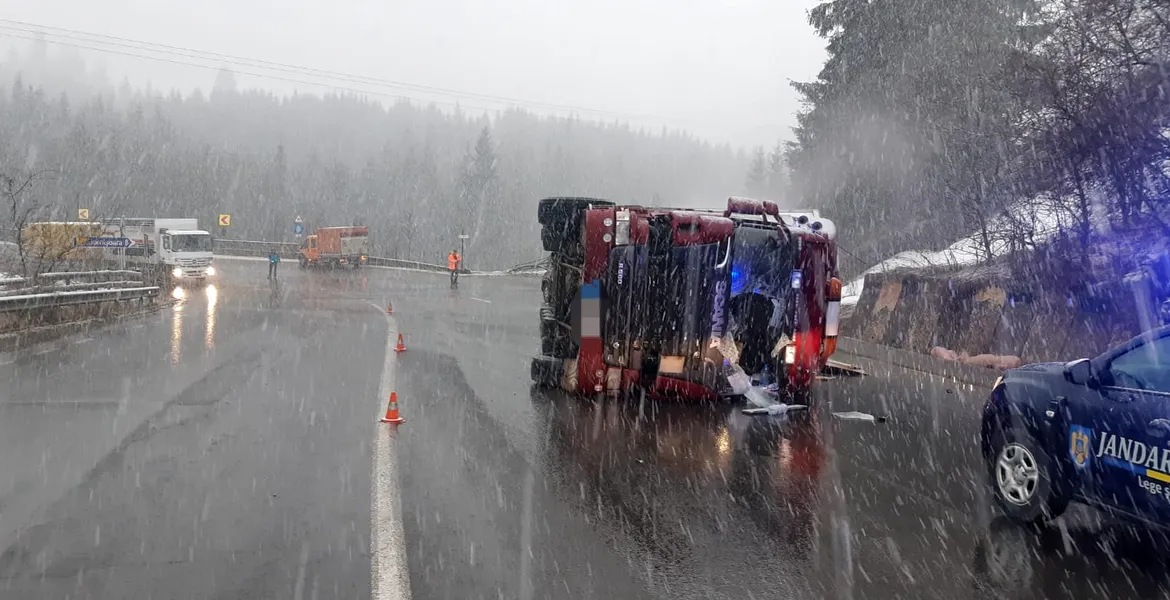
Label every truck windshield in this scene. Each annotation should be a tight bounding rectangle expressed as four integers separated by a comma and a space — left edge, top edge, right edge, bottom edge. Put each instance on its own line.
729, 226, 792, 299
171, 234, 213, 252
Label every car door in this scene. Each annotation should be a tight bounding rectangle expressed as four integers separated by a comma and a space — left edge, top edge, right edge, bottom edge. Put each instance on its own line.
1089, 332, 1170, 521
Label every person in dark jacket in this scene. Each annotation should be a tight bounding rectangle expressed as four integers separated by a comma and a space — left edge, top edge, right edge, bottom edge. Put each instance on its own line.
268, 249, 281, 279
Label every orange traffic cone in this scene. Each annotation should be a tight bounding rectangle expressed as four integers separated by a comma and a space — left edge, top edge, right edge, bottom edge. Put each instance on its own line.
380, 392, 405, 424
386, 301, 393, 314
394, 333, 406, 353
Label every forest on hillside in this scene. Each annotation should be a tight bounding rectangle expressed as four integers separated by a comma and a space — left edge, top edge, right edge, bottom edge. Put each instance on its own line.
786, 0, 1170, 278
0, 43, 752, 270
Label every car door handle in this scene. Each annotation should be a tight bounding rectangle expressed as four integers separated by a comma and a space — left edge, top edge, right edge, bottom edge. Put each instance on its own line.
1147, 419, 1170, 438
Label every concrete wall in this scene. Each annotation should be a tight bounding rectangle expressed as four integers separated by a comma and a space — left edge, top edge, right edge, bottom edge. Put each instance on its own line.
842, 269, 1152, 363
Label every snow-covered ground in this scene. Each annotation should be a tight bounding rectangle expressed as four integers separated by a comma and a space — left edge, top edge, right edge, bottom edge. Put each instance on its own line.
841, 200, 1068, 306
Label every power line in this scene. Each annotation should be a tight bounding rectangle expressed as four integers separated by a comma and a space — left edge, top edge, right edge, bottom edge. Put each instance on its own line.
0, 19, 690, 124
0, 30, 568, 116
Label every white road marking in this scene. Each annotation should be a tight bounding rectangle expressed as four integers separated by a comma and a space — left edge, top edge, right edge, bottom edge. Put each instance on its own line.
33, 347, 55, 356
471, 297, 491, 304
368, 301, 412, 600
72, 337, 94, 344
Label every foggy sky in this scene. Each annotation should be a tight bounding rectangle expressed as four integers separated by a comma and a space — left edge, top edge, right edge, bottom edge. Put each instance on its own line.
2, 0, 826, 149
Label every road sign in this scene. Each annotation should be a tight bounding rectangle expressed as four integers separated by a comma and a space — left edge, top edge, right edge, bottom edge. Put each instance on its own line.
294, 222, 305, 235
218, 214, 232, 227
78, 208, 90, 221
75, 236, 131, 248
458, 234, 470, 240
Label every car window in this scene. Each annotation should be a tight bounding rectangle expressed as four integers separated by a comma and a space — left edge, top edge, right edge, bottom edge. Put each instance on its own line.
1108, 335, 1170, 392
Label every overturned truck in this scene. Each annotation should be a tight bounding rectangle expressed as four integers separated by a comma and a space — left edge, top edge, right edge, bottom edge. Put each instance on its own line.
532, 196, 842, 399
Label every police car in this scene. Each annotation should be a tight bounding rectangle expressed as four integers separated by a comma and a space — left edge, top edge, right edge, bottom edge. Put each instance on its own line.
982, 324, 1170, 525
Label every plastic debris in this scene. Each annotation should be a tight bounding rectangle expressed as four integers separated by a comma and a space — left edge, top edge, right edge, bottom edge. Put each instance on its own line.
743, 386, 773, 408
744, 402, 809, 416
832, 411, 886, 423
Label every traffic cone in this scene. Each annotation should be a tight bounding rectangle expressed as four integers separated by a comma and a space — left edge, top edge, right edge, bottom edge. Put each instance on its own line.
380, 392, 405, 424
386, 301, 393, 314
394, 333, 406, 353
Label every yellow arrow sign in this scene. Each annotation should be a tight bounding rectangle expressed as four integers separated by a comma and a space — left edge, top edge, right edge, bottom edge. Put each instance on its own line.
78, 208, 90, 220
218, 214, 231, 227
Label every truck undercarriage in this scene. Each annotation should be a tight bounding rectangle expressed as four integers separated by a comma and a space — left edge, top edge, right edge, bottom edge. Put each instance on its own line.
532, 196, 841, 401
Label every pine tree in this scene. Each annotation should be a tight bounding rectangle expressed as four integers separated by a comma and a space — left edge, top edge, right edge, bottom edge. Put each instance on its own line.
460, 126, 498, 250
767, 141, 786, 201
745, 147, 767, 196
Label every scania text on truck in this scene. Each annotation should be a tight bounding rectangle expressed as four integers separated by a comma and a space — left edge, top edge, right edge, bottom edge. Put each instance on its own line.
101, 218, 215, 285
531, 196, 841, 400
298, 226, 370, 269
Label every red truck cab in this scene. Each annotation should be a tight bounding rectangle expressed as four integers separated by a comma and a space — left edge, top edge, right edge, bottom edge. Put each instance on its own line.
532, 196, 841, 399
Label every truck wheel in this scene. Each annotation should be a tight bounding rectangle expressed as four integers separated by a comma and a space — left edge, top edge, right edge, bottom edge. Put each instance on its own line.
540, 317, 576, 359
986, 427, 1069, 524
538, 197, 613, 257
530, 356, 564, 388
537, 197, 614, 226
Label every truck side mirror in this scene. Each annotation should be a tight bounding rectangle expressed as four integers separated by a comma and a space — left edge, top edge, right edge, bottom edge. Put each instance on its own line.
1064, 358, 1097, 388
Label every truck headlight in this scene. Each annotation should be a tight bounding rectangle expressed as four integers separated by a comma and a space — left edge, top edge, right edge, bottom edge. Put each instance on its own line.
205, 266, 216, 276
172, 267, 183, 278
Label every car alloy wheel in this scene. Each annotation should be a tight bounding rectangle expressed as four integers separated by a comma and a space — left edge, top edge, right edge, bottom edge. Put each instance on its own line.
995, 442, 1040, 506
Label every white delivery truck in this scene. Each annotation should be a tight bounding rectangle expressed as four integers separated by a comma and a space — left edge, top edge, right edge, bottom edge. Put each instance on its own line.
101, 218, 216, 285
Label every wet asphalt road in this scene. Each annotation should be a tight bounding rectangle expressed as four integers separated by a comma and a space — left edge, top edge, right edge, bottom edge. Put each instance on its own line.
2, 258, 1170, 599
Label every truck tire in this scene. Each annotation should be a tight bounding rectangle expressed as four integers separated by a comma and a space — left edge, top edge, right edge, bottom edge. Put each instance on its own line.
537, 197, 614, 226
538, 197, 613, 257
530, 355, 564, 388
540, 317, 576, 359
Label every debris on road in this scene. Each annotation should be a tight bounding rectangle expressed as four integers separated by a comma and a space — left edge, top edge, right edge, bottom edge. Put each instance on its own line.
823, 359, 867, 377
832, 411, 888, 423
743, 403, 808, 416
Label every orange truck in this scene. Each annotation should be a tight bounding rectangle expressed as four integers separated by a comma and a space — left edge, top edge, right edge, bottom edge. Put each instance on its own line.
298, 226, 370, 269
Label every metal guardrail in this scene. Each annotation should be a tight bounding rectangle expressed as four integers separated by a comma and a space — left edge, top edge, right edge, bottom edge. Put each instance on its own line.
0, 286, 160, 313
214, 239, 451, 273
0, 270, 159, 313
507, 257, 549, 274
215, 238, 546, 275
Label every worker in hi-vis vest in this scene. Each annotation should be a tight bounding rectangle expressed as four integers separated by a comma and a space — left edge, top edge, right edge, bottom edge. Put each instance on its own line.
448, 250, 462, 285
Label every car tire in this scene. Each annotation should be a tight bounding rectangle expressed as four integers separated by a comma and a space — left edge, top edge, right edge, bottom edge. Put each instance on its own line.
531, 355, 563, 388
986, 427, 1069, 524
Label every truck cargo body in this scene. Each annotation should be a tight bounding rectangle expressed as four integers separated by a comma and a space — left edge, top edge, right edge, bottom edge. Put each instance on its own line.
21, 222, 107, 265
101, 218, 215, 284
299, 226, 369, 268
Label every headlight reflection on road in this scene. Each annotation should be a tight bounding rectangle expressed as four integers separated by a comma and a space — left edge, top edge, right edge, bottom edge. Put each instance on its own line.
715, 426, 732, 458
172, 286, 187, 303
204, 284, 218, 349
171, 301, 183, 365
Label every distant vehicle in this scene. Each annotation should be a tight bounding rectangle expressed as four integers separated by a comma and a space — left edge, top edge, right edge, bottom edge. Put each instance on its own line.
100, 218, 215, 285
298, 226, 369, 269
530, 196, 842, 399
21, 221, 106, 265
982, 325, 1170, 526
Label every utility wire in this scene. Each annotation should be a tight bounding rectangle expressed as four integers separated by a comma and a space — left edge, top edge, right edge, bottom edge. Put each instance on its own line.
0, 19, 692, 124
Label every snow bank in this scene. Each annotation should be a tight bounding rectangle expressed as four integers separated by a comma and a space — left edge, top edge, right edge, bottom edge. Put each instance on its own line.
842, 199, 1068, 306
